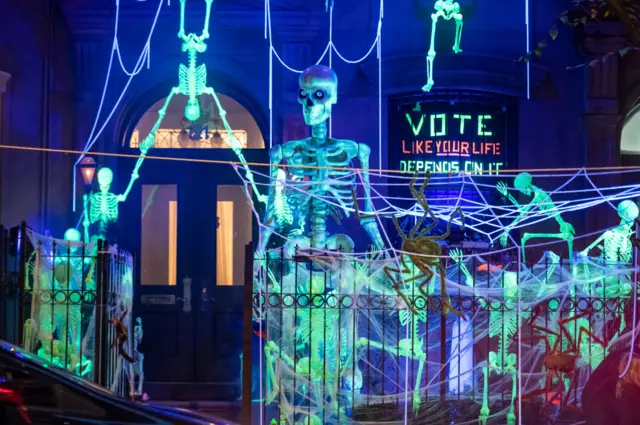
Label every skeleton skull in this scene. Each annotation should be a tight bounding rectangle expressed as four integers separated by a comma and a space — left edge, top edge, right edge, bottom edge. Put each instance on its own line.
97, 167, 113, 193
514, 172, 533, 196
298, 65, 338, 126
618, 200, 639, 224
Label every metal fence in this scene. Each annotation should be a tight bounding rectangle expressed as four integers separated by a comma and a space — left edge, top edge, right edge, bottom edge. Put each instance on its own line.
249, 246, 632, 424
0, 222, 135, 397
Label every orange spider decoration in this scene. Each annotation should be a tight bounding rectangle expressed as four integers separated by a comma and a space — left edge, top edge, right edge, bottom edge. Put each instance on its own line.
518, 307, 608, 413
109, 310, 135, 363
353, 172, 464, 317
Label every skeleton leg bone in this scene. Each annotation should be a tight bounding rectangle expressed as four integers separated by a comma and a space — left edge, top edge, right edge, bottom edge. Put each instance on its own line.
423, 12, 442, 92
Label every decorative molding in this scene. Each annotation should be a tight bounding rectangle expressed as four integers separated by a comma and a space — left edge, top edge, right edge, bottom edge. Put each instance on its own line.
360, 53, 548, 98
66, 10, 323, 37
0, 71, 11, 93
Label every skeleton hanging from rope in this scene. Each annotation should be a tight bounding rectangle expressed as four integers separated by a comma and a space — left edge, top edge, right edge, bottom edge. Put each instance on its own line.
132, 0, 264, 204
422, 0, 463, 92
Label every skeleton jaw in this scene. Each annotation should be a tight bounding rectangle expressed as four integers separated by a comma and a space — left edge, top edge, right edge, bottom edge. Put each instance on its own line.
303, 104, 331, 126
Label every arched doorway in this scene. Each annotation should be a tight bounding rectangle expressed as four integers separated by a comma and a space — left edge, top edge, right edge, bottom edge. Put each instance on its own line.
118, 92, 265, 401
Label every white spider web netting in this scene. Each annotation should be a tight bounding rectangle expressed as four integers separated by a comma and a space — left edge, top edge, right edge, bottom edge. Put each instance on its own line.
21, 229, 135, 397
236, 165, 640, 425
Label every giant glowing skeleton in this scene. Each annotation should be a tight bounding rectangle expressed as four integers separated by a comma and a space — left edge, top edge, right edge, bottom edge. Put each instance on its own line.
422, 0, 463, 92
498, 173, 575, 263
258, 65, 384, 256
136, 0, 265, 203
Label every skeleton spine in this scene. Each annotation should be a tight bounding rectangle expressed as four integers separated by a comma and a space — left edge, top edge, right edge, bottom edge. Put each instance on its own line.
188, 48, 197, 101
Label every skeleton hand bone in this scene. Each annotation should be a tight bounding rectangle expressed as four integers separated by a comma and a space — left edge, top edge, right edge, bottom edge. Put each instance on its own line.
496, 181, 509, 197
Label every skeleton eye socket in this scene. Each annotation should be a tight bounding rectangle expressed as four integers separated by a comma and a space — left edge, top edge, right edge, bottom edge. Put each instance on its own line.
298, 89, 307, 99
314, 90, 325, 99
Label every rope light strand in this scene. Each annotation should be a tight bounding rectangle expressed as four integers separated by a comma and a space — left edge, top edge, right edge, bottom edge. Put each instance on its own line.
72, 0, 165, 211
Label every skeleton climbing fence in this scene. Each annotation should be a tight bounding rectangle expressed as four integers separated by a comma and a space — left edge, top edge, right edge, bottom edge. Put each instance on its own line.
0, 222, 135, 397
251, 246, 633, 425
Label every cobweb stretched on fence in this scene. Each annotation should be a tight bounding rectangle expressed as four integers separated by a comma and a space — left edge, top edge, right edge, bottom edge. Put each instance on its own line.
22, 229, 134, 396
236, 165, 640, 425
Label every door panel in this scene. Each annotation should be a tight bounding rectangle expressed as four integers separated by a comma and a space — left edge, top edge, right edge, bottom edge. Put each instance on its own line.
121, 159, 250, 400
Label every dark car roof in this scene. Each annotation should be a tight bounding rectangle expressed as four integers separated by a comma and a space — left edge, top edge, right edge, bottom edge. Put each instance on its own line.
0, 340, 236, 425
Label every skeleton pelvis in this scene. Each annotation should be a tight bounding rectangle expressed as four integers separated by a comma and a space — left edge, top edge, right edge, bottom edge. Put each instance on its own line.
283, 234, 355, 274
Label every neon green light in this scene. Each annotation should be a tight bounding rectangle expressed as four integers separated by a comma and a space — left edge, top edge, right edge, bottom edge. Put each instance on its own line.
453, 114, 471, 134
422, 0, 463, 92
478, 115, 493, 136
405, 113, 425, 136
430, 113, 446, 137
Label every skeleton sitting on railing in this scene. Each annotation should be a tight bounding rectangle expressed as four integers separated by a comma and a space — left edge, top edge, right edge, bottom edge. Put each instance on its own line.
498, 172, 575, 263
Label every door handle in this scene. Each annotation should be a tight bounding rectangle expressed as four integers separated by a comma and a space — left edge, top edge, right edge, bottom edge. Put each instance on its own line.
177, 277, 192, 313
200, 287, 215, 311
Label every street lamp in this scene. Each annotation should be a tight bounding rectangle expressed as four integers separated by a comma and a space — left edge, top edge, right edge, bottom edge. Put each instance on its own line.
78, 156, 97, 190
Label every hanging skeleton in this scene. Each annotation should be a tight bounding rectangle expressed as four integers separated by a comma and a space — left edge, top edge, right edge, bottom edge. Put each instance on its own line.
131, 0, 265, 205
422, 0, 463, 92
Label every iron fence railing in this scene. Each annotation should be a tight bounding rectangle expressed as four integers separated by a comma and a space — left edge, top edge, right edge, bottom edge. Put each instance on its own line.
0, 222, 135, 397
249, 245, 633, 424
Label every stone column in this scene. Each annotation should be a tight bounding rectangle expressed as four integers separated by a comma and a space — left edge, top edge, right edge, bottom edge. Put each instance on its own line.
583, 23, 625, 167
582, 24, 625, 232
0, 71, 12, 224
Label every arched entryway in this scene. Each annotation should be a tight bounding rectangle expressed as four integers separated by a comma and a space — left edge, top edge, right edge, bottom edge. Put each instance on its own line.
117, 91, 266, 401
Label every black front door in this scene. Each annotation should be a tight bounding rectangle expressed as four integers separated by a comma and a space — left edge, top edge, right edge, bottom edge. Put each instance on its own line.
119, 158, 250, 401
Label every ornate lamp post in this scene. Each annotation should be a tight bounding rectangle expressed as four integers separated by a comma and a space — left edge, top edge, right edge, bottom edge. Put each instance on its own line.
78, 157, 96, 243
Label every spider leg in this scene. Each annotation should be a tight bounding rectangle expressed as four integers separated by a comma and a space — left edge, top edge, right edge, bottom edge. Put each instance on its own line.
430, 207, 465, 241
437, 259, 463, 318
413, 261, 436, 312
519, 371, 554, 402
392, 216, 407, 240
351, 187, 377, 221
384, 266, 420, 315
409, 172, 439, 237
574, 326, 608, 354
527, 326, 560, 354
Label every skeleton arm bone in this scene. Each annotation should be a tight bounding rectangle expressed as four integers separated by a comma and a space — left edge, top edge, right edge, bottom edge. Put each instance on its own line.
257, 145, 284, 257
205, 87, 266, 204
82, 194, 90, 243
119, 89, 179, 203
357, 143, 385, 250
581, 233, 607, 256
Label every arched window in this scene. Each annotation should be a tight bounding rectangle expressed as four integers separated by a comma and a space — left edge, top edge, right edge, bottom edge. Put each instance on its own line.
621, 102, 640, 155
129, 93, 264, 149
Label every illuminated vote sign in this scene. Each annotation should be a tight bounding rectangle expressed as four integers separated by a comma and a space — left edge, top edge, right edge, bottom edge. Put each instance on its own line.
389, 99, 511, 175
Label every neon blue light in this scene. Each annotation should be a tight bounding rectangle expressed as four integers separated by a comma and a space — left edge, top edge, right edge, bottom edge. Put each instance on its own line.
72, 0, 165, 212
265, 0, 383, 161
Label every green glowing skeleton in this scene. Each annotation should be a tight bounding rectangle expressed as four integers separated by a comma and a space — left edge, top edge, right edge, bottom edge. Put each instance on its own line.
422, 0, 463, 92
139, 0, 265, 203
478, 271, 520, 425
580, 200, 639, 297
264, 274, 351, 419
258, 65, 385, 257
26, 228, 93, 375
83, 167, 133, 242
498, 173, 575, 263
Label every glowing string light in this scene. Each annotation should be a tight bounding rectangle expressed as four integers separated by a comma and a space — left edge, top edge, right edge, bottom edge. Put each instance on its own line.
72, 0, 165, 212
266, 0, 383, 157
